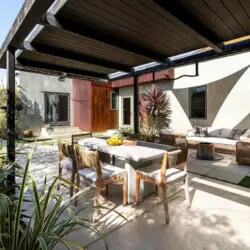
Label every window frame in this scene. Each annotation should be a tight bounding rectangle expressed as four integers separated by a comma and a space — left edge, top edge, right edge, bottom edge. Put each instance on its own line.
110, 91, 118, 110
189, 85, 207, 119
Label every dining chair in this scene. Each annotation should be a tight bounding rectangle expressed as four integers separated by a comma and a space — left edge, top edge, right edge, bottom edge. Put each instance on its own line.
157, 134, 176, 146
57, 142, 77, 197
74, 147, 127, 221
135, 141, 190, 225
71, 132, 92, 145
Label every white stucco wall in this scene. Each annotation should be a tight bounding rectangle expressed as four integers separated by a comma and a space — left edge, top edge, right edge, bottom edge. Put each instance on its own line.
18, 71, 73, 134
118, 52, 250, 132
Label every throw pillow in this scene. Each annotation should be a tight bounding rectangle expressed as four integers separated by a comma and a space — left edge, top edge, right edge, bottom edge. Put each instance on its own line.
194, 127, 208, 137
220, 128, 232, 138
201, 127, 208, 137
194, 126, 202, 136
208, 128, 221, 137
233, 129, 247, 140
228, 129, 236, 139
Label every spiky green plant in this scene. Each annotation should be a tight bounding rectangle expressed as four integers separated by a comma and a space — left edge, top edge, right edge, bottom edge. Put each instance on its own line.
0, 145, 108, 250
115, 126, 133, 138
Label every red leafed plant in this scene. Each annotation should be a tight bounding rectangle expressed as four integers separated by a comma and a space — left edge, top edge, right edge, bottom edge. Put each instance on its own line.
139, 84, 172, 130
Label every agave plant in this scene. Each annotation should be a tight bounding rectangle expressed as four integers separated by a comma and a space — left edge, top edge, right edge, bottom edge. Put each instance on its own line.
115, 126, 134, 138
140, 84, 172, 130
0, 145, 108, 250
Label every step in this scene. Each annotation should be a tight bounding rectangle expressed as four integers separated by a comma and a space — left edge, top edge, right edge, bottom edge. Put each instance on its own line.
48, 126, 82, 133
50, 134, 73, 140
104, 129, 120, 137
41, 126, 82, 138
47, 130, 82, 136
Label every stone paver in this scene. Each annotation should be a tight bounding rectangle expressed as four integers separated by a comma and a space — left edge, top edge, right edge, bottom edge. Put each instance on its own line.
187, 149, 250, 184
206, 168, 248, 184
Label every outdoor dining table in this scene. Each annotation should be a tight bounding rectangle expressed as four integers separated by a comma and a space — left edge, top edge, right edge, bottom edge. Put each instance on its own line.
78, 137, 177, 204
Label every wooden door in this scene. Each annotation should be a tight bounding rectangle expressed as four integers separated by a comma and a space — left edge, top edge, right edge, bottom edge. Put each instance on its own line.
91, 84, 118, 131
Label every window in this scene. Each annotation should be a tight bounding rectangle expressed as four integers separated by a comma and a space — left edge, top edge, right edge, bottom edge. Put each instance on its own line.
111, 92, 118, 110
190, 86, 206, 119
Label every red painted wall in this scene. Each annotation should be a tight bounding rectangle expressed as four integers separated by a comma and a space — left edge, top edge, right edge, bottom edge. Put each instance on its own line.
72, 79, 92, 131
111, 68, 174, 88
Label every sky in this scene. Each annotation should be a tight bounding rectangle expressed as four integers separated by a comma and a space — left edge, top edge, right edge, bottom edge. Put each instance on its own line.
0, 0, 24, 81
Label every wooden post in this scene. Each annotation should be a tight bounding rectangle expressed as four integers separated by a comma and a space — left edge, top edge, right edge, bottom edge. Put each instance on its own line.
133, 75, 139, 134
6, 48, 16, 185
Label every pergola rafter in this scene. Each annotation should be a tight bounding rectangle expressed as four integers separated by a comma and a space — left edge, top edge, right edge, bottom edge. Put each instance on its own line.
153, 0, 224, 53
39, 12, 167, 63
20, 41, 132, 73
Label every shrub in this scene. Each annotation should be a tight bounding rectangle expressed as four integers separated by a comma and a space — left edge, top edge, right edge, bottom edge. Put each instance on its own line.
0, 146, 108, 249
139, 84, 172, 131
0, 88, 20, 139
116, 126, 133, 137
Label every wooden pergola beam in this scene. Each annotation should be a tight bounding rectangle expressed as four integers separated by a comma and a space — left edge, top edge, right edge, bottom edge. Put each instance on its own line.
19, 41, 131, 72
0, 0, 55, 67
16, 59, 108, 80
39, 12, 167, 63
153, 0, 223, 53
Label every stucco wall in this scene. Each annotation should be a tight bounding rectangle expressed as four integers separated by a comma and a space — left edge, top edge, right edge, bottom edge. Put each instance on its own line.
18, 72, 72, 134
119, 52, 250, 132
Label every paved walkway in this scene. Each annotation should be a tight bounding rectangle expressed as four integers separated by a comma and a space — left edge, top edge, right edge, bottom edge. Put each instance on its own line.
12, 144, 250, 249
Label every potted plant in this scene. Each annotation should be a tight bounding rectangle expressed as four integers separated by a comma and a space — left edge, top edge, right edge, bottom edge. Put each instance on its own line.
116, 126, 134, 139
22, 129, 34, 138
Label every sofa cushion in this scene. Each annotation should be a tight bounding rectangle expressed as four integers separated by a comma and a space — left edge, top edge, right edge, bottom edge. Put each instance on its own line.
187, 130, 195, 137
187, 136, 237, 145
220, 128, 232, 138
229, 129, 246, 140
208, 128, 221, 137
60, 157, 73, 170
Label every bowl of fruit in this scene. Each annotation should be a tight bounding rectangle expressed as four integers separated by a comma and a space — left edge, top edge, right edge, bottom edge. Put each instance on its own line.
106, 136, 123, 146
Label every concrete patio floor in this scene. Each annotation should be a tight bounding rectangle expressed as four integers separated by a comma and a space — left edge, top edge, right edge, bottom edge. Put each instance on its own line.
14, 143, 250, 249
89, 176, 250, 250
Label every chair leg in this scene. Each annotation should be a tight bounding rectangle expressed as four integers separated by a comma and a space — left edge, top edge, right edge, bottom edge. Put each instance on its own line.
93, 185, 101, 223
57, 165, 62, 190
74, 175, 80, 207
184, 175, 191, 208
70, 171, 76, 198
105, 184, 109, 197
112, 155, 116, 165
160, 183, 170, 225
136, 173, 140, 206
122, 174, 127, 206
155, 185, 158, 196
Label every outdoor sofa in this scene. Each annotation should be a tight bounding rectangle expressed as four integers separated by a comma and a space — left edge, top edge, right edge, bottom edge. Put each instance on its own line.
187, 127, 250, 164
